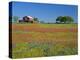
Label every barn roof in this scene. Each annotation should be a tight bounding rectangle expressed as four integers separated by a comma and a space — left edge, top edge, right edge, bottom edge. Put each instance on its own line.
27, 16, 33, 19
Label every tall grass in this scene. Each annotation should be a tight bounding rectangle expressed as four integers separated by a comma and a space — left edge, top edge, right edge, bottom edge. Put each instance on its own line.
12, 24, 78, 58
12, 42, 77, 58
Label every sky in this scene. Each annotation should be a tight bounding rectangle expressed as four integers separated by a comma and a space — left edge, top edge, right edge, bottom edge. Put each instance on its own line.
11, 1, 78, 23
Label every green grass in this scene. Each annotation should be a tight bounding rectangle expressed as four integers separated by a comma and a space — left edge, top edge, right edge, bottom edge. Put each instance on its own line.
12, 42, 77, 58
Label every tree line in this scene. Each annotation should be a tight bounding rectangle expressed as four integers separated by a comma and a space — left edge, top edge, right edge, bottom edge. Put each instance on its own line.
10, 16, 74, 24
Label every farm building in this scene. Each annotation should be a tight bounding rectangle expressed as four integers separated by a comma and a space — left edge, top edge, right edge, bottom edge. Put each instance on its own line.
19, 16, 34, 23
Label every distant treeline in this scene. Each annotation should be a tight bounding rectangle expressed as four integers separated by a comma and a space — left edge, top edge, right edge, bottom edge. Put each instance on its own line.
10, 16, 74, 24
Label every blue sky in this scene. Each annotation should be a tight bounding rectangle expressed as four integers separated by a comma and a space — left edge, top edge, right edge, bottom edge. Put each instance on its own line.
11, 1, 78, 23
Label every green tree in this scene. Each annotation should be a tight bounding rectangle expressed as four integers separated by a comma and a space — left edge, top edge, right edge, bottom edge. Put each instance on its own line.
61, 16, 67, 23
12, 16, 19, 23
56, 16, 74, 24
56, 16, 63, 23
33, 17, 39, 22
66, 16, 74, 23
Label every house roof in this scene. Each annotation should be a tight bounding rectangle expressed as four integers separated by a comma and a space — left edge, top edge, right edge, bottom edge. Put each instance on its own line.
27, 16, 33, 19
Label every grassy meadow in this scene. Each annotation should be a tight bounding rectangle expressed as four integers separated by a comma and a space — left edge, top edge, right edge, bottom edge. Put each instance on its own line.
12, 24, 78, 58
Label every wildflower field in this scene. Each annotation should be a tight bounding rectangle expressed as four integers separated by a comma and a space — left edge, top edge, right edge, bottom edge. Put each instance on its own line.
12, 24, 78, 58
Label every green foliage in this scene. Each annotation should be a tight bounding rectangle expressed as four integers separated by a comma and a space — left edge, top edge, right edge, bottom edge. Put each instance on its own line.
12, 16, 19, 23
48, 44, 77, 56
66, 16, 74, 23
56, 16, 74, 24
33, 17, 39, 22
12, 42, 77, 58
